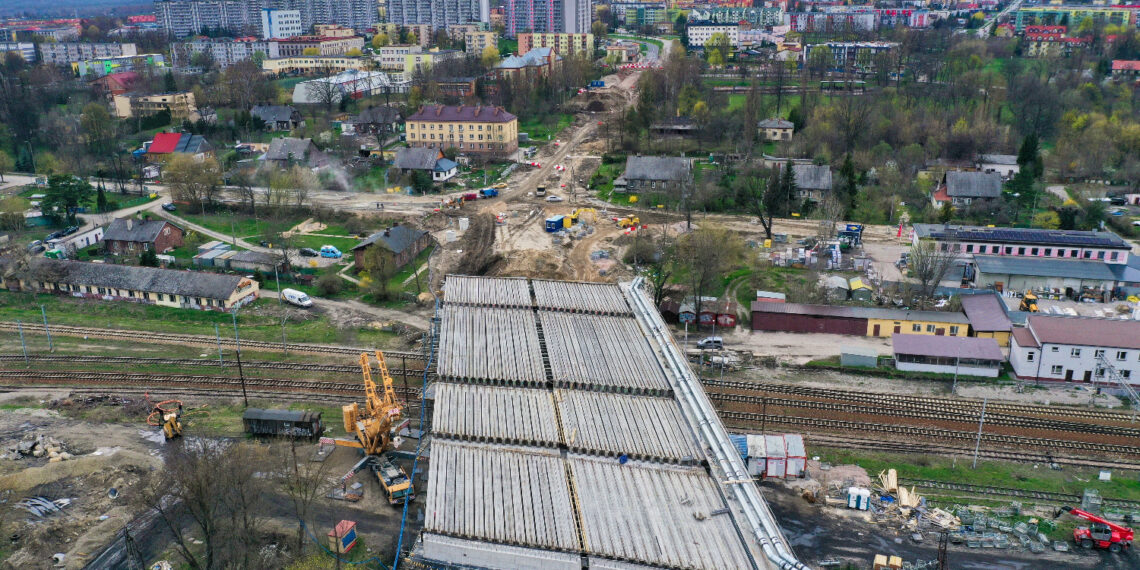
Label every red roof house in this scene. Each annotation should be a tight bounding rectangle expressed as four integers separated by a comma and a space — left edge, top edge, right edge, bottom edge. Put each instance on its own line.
91, 71, 140, 96
1112, 60, 1140, 77
144, 132, 214, 162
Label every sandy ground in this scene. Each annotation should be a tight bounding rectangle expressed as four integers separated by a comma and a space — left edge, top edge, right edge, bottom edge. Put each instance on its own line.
715, 327, 895, 365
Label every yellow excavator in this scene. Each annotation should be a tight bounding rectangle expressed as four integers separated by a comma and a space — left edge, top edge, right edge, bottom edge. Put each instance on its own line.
334, 351, 414, 505
1019, 291, 1039, 313
616, 215, 640, 228
568, 208, 597, 225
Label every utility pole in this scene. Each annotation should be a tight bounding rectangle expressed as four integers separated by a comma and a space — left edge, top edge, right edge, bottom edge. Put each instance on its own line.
760, 396, 767, 435
274, 265, 281, 303
40, 305, 52, 352
281, 315, 289, 356
232, 310, 247, 407
214, 323, 224, 367
972, 398, 987, 469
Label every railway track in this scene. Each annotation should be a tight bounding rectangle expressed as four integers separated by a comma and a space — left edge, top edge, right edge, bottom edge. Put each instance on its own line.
707, 392, 1140, 439
895, 478, 1140, 510
720, 410, 1140, 457
0, 354, 431, 376
0, 322, 429, 360
0, 370, 422, 399
703, 378, 1139, 424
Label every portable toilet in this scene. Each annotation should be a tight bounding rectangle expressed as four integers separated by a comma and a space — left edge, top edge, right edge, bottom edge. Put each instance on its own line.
746, 434, 767, 477
784, 434, 806, 477
327, 520, 357, 554
764, 434, 785, 478
545, 215, 565, 232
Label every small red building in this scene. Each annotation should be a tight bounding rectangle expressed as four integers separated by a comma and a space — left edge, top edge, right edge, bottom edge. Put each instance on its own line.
715, 298, 740, 328
103, 218, 184, 255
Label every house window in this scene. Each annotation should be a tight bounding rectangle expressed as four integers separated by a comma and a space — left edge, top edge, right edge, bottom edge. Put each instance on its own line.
965, 245, 973, 253
911, 323, 922, 332
1005, 247, 1012, 254
1084, 251, 1093, 259
1096, 367, 1105, 378
1097, 251, 1105, 259
940, 244, 949, 252
1044, 248, 1051, 256
1118, 351, 1128, 361
1095, 349, 1105, 358
1072, 348, 1081, 357
950, 326, 960, 335
926, 325, 936, 333
1017, 247, 1025, 255
1124, 370, 1132, 379
1031, 248, 1038, 255
1026, 351, 1035, 362
1052, 347, 1059, 352
1051, 365, 1063, 375
1111, 252, 1119, 261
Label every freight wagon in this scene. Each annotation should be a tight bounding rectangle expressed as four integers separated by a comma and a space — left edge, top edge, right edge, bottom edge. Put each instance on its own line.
242, 408, 325, 440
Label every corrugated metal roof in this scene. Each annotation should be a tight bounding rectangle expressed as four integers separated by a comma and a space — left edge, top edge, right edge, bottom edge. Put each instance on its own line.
540, 312, 671, 393
973, 256, 1118, 280
892, 333, 1004, 361
960, 292, 1012, 332
750, 301, 969, 324
1027, 315, 1140, 350
945, 170, 1001, 198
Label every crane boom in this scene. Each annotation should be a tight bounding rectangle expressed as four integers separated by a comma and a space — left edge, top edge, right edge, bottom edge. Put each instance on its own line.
1062, 507, 1133, 534
1058, 506, 1134, 552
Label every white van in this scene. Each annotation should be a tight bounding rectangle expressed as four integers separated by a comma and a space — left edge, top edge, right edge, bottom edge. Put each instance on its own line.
281, 288, 313, 308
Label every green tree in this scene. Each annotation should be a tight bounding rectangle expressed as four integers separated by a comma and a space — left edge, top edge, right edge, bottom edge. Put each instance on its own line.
706, 33, 730, 67
1031, 211, 1061, 229
80, 102, 114, 152
371, 33, 390, 48
481, 45, 500, 69
42, 175, 94, 225
139, 249, 159, 267
938, 201, 954, 224
250, 50, 266, 68
781, 161, 798, 215
1017, 133, 1043, 179
302, 47, 320, 56
96, 185, 107, 213
163, 71, 177, 92
806, 45, 833, 79
411, 170, 433, 194
838, 154, 857, 215
346, 47, 363, 57
0, 150, 12, 182
359, 246, 398, 301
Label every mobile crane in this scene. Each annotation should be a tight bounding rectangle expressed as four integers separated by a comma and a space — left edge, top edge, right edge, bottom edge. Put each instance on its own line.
1055, 506, 1134, 552
334, 351, 414, 505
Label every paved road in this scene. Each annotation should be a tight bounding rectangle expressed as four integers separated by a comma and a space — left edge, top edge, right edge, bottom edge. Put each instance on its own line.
978, 0, 1022, 37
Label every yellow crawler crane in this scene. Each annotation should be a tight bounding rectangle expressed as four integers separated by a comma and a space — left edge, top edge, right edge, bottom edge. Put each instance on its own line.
335, 351, 414, 505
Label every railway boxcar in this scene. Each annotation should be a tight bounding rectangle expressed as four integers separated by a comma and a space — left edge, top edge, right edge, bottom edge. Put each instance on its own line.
243, 408, 324, 440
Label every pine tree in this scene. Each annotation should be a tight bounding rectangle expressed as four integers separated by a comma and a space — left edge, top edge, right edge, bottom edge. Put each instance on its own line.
96, 186, 107, 213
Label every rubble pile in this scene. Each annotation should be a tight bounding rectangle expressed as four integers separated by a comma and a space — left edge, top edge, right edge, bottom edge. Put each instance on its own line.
6, 434, 73, 462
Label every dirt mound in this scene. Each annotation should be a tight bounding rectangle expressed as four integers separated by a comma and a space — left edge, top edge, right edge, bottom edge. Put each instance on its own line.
453, 213, 501, 276
586, 100, 606, 112
494, 249, 571, 280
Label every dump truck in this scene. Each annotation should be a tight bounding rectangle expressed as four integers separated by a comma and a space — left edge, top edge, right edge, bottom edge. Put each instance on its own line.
479, 188, 499, 198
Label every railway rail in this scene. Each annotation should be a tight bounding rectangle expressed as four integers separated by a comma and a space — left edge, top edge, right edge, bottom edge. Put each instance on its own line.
0, 321, 429, 360
0, 354, 431, 376
896, 478, 1140, 510
720, 410, 1140, 457
703, 378, 1139, 424
707, 392, 1140, 439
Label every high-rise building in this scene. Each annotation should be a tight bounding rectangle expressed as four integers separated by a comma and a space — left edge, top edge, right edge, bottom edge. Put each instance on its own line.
266, 0, 379, 34
39, 42, 139, 65
504, 0, 590, 37
261, 9, 303, 38
155, 0, 378, 38
386, 0, 488, 29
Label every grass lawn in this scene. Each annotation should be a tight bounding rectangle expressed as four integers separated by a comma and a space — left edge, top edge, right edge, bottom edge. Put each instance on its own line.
272, 77, 307, 92
177, 211, 307, 241
113, 193, 160, 210
386, 246, 433, 294
519, 113, 573, 142
0, 291, 396, 346
727, 94, 746, 111
289, 234, 361, 254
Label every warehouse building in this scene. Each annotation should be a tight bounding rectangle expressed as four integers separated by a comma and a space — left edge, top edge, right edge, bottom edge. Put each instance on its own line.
1010, 315, 1140, 385
750, 302, 970, 338
0, 258, 258, 311
972, 256, 1117, 298
417, 275, 802, 570
892, 334, 1004, 378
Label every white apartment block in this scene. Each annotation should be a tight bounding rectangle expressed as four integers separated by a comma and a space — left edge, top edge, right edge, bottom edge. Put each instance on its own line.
562, 0, 592, 34
375, 44, 421, 70
687, 24, 739, 48
176, 38, 281, 68
1011, 315, 1140, 385
386, 0, 488, 29
155, 0, 261, 38
261, 9, 303, 38
39, 42, 138, 65
0, 42, 37, 63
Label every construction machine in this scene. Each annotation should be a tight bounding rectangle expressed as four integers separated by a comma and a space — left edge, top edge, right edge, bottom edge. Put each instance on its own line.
1055, 506, 1133, 552
567, 208, 597, 225
1019, 291, 1039, 313
147, 399, 184, 440
616, 215, 640, 228
334, 351, 414, 505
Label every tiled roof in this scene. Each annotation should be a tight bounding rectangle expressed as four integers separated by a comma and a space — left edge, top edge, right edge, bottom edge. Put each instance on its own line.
1026, 314, 1140, 350
624, 156, 692, 182
353, 224, 428, 255
17, 258, 248, 300
757, 118, 793, 129
250, 105, 297, 123
148, 132, 182, 154
103, 218, 180, 244
959, 292, 1012, 332
1011, 326, 1038, 348
1113, 60, 1140, 71
945, 170, 1002, 198
393, 147, 442, 171
892, 333, 1004, 361
406, 105, 517, 123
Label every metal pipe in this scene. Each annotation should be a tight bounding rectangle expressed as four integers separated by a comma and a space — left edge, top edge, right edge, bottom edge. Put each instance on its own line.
625, 278, 808, 570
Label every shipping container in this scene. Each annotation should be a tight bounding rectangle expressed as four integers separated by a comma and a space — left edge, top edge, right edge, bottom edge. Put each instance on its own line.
242, 408, 324, 440
764, 434, 785, 478
784, 434, 806, 477
746, 434, 766, 477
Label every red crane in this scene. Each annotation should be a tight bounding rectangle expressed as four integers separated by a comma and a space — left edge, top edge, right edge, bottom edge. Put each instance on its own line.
1056, 506, 1134, 552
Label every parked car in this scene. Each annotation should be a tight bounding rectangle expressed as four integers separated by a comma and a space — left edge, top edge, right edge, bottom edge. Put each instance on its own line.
27, 244, 45, 254
545, 195, 564, 202
696, 336, 724, 350
45, 231, 64, 241
161, 203, 177, 212
493, 183, 508, 189
281, 288, 313, 308
319, 245, 342, 258
299, 247, 320, 257
63, 226, 79, 235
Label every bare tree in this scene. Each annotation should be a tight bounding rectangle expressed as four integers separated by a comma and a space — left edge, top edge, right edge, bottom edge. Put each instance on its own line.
164, 154, 222, 213
909, 240, 958, 305
815, 194, 845, 242
676, 226, 744, 325
303, 63, 342, 111
278, 439, 334, 556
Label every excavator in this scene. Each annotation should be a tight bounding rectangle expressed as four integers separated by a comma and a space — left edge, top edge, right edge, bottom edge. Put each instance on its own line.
1055, 506, 1133, 552
334, 351, 414, 505
615, 215, 640, 228
1019, 291, 1039, 313
567, 208, 597, 225
148, 401, 184, 440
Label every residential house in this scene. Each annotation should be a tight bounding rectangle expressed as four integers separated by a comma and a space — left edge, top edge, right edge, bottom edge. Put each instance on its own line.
341, 106, 401, 136
250, 105, 304, 131
492, 47, 561, 80
892, 334, 1004, 378
614, 156, 692, 195
103, 218, 184, 255
1010, 315, 1140, 384
757, 118, 793, 141
261, 137, 329, 168
791, 164, 832, 202
1112, 60, 1140, 79
0, 258, 258, 312
112, 91, 198, 120
144, 132, 214, 162
976, 154, 1019, 179
649, 117, 697, 137
930, 171, 1002, 208
91, 71, 141, 97
351, 223, 433, 270
404, 104, 519, 158
393, 147, 459, 182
